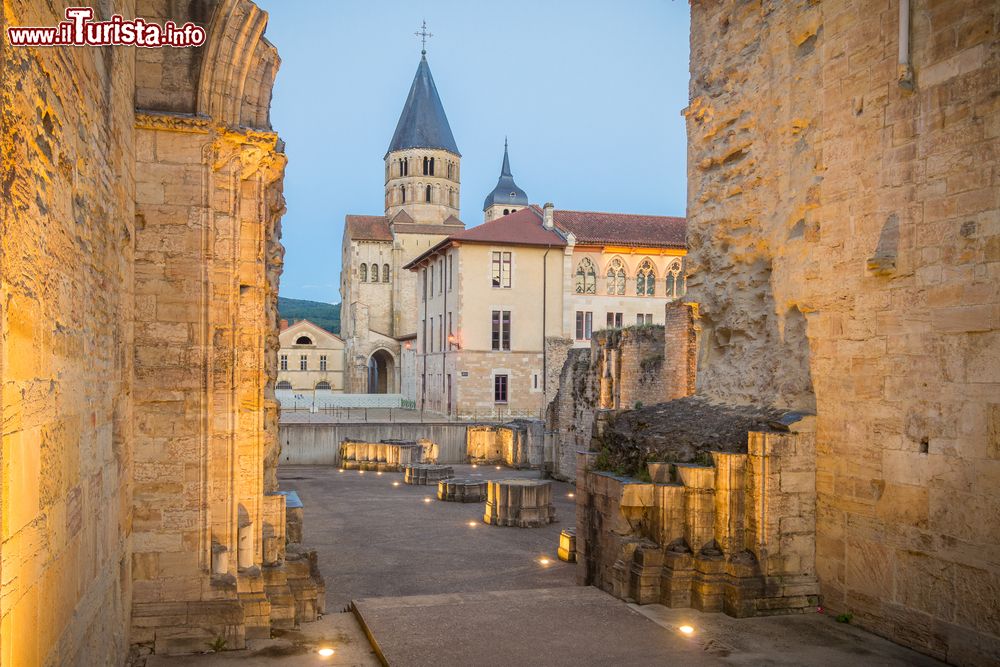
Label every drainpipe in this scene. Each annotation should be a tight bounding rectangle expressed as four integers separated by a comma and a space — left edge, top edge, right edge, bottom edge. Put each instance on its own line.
542, 245, 550, 400
898, 0, 914, 90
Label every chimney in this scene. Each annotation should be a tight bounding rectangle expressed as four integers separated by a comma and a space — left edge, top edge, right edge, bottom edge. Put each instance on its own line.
543, 202, 554, 229
279, 319, 289, 331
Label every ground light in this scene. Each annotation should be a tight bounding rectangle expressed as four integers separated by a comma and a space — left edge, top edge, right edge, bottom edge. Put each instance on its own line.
392, 481, 400, 487
359, 470, 365, 475
317, 647, 335, 657
495, 466, 501, 470
338, 469, 344, 473
423, 497, 432, 503
467, 521, 477, 527
377, 471, 383, 476
538, 557, 552, 566
679, 625, 694, 635
567, 492, 575, 498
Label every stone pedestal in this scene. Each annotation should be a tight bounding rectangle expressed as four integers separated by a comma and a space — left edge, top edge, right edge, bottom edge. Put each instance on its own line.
484, 479, 556, 527
403, 464, 454, 485
437, 478, 488, 502
558, 529, 577, 562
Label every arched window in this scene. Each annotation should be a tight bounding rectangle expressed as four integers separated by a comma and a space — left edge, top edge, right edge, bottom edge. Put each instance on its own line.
370, 263, 380, 283
636, 259, 655, 296
429, 157, 435, 175
315, 381, 332, 390
383, 263, 390, 283
665, 259, 682, 298
503, 209, 509, 215
606, 259, 626, 295
423, 156, 429, 175
575, 258, 597, 294
360, 263, 367, 282
276, 380, 292, 390
401, 185, 406, 203
426, 185, 432, 202
295, 335, 313, 345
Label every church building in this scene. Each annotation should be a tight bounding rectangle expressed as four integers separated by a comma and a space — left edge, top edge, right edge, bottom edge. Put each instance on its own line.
340, 49, 465, 394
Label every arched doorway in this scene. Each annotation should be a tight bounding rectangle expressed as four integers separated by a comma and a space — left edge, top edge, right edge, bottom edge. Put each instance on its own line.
367, 349, 395, 394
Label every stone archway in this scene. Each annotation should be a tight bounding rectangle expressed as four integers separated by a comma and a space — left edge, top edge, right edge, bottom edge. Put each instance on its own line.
367, 349, 395, 394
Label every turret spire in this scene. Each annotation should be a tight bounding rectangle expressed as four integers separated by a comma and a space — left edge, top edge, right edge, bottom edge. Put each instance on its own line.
483, 139, 529, 214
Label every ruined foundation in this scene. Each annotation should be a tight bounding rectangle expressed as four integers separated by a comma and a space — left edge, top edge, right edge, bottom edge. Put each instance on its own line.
484, 480, 557, 527
340, 438, 438, 471
466, 421, 545, 468
577, 423, 819, 617
437, 478, 489, 503
403, 464, 455, 485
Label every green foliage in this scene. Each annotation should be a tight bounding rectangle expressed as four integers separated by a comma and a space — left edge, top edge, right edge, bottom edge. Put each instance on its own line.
835, 612, 853, 624
634, 401, 644, 410
206, 636, 228, 653
278, 297, 340, 334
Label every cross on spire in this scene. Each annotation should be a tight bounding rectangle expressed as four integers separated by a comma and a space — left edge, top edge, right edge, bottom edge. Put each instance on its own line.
415, 20, 433, 55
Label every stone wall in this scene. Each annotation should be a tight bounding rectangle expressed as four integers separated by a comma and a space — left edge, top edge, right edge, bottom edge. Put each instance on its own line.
466, 421, 545, 468
546, 302, 697, 482
1, 0, 322, 662
686, 1, 999, 662
1, 2, 137, 664
576, 422, 819, 617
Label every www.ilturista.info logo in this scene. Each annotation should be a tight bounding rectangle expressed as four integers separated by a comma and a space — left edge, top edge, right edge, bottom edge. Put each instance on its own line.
7, 7, 206, 47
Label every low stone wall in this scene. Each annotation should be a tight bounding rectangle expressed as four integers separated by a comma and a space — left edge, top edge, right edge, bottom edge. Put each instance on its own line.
339, 438, 437, 470
279, 422, 469, 464
467, 420, 545, 467
576, 422, 818, 617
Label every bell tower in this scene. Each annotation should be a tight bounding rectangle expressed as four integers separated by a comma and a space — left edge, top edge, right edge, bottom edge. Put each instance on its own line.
483, 139, 529, 222
384, 28, 461, 224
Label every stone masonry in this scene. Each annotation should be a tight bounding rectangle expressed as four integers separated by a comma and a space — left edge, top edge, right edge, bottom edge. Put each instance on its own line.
686, 1, 998, 663
1, 1, 322, 663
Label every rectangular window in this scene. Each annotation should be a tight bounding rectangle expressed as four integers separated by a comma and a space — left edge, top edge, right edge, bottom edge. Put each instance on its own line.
430, 319, 435, 353
422, 268, 427, 300
439, 315, 444, 350
439, 259, 444, 294
491, 310, 512, 351
280, 354, 287, 371
575, 311, 593, 340
607, 312, 623, 329
616, 312, 624, 328
430, 264, 434, 295
422, 318, 426, 353
319, 355, 327, 371
448, 312, 453, 348
299, 355, 307, 371
491, 251, 512, 288
448, 254, 454, 291
636, 313, 653, 325
494, 374, 509, 403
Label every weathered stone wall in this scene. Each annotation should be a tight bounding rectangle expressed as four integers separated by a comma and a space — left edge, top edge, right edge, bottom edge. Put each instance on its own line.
687, 1, 998, 661
547, 304, 697, 482
466, 421, 544, 468
576, 420, 819, 617
1, 2, 137, 665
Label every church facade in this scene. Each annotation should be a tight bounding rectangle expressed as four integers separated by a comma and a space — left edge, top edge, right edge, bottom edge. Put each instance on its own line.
340, 51, 465, 394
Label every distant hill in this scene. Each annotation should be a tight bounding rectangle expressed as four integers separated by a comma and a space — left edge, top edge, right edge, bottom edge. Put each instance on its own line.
278, 297, 340, 335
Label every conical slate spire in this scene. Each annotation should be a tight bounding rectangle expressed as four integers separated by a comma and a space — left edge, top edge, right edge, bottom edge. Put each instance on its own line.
386, 55, 460, 157
483, 139, 529, 211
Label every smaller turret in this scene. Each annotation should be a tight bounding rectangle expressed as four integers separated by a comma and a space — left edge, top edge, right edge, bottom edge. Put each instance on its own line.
482, 139, 529, 222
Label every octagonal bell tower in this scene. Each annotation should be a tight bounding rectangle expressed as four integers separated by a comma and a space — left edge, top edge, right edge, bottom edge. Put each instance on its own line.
384, 49, 461, 224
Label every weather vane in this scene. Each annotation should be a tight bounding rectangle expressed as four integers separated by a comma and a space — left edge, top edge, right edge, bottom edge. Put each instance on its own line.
415, 20, 433, 55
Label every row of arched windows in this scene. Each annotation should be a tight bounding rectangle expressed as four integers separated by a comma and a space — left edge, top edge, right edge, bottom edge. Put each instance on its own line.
392, 183, 458, 207
387, 155, 459, 181
574, 258, 685, 298
360, 263, 391, 283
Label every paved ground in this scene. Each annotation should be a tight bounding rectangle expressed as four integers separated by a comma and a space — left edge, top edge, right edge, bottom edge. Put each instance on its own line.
281, 464, 577, 610
152, 464, 946, 666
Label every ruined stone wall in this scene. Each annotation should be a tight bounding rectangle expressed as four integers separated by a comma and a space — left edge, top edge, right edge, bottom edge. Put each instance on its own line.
547, 306, 696, 482
687, 1, 999, 662
1, 2, 137, 665
576, 422, 820, 617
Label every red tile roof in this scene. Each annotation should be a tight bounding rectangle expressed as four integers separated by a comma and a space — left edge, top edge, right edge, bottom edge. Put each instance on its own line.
552, 209, 686, 248
448, 207, 566, 246
345, 215, 392, 241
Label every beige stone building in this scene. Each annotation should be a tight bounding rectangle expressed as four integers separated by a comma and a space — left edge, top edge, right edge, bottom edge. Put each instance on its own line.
340, 50, 465, 394
405, 201, 686, 418
277, 319, 345, 393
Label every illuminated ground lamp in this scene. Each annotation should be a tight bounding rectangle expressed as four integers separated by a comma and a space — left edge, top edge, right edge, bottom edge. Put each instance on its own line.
338, 469, 344, 473
318, 647, 335, 657
538, 557, 552, 566
567, 492, 575, 498
678, 625, 694, 636
467, 521, 477, 528
359, 470, 365, 475
392, 481, 400, 487
423, 497, 432, 503
376, 471, 383, 476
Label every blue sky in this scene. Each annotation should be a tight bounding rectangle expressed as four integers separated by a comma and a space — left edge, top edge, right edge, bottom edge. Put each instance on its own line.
255, 1, 691, 302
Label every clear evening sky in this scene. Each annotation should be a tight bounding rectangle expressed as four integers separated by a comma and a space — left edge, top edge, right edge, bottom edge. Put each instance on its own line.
255, 1, 691, 303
